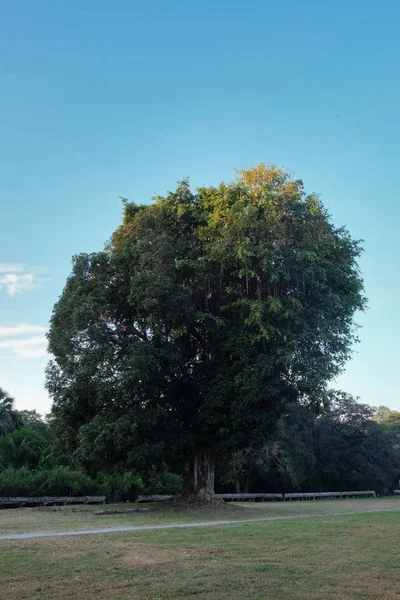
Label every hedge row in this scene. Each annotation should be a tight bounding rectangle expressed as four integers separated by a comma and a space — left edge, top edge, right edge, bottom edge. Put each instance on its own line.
0, 467, 183, 502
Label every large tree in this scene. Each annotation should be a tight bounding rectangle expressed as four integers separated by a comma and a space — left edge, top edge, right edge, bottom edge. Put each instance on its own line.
46, 164, 365, 500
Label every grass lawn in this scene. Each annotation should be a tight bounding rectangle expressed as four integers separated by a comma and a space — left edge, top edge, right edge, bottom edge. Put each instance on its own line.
1, 498, 400, 599
0, 497, 399, 536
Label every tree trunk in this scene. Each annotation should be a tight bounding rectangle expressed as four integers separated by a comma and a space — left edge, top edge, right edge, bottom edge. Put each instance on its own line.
256, 279, 262, 300
185, 448, 215, 502
235, 477, 241, 494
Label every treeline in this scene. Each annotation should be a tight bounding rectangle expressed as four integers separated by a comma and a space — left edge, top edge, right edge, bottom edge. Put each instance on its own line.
218, 394, 400, 496
0, 387, 182, 501
1, 386, 399, 499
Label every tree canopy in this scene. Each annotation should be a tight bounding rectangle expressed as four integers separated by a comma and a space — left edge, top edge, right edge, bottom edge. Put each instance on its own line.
46, 164, 366, 499
0, 388, 20, 437
372, 405, 392, 423
261, 395, 400, 495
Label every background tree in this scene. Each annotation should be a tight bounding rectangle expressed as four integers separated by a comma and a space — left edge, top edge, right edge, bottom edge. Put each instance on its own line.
0, 388, 19, 436
0, 390, 54, 472
0, 428, 51, 471
371, 407, 400, 452
371, 405, 392, 423
380, 411, 400, 448
16, 410, 50, 437
47, 164, 366, 500
313, 394, 399, 494
227, 395, 400, 495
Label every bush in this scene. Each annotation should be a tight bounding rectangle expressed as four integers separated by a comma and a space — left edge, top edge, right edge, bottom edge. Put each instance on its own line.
0, 466, 99, 497
99, 472, 143, 503
144, 471, 183, 495
36, 466, 99, 496
0, 469, 33, 496
0, 428, 50, 471
0, 467, 182, 500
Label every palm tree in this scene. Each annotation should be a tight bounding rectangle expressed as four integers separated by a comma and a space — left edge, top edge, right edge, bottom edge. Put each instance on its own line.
0, 388, 19, 436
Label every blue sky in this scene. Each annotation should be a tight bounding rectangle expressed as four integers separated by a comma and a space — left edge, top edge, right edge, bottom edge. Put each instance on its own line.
1, 0, 399, 414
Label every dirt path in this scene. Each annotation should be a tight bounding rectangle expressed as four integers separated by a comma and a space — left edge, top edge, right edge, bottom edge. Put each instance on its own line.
1, 507, 399, 541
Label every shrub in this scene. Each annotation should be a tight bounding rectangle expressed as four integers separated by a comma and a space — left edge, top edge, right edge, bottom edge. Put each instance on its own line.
0, 428, 50, 471
35, 466, 98, 496
0, 466, 98, 497
99, 472, 143, 503
0, 467, 182, 500
144, 471, 183, 495
0, 468, 34, 496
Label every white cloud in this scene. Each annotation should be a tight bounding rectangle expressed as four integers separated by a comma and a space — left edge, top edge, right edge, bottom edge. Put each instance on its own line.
0, 263, 50, 296
18, 347, 48, 359
0, 324, 48, 338
0, 263, 25, 273
0, 273, 35, 296
0, 335, 48, 359
0, 336, 47, 348
0, 262, 38, 296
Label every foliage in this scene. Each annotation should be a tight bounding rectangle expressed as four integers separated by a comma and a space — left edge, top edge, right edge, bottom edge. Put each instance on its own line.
380, 411, 400, 449
0, 428, 51, 471
313, 395, 398, 494
98, 472, 143, 503
0, 394, 55, 472
273, 405, 316, 490
0, 466, 98, 497
0, 386, 182, 500
380, 411, 400, 432
371, 405, 392, 423
0, 388, 19, 436
0, 464, 180, 501
16, 410, 51, 437
369, 407, 400, 451
231, 395, 400, 496
46, 164, 366, 497
142, 470, 183, 495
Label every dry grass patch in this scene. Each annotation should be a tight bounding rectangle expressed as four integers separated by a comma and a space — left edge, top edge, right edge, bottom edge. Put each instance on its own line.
120, 543, 229, 567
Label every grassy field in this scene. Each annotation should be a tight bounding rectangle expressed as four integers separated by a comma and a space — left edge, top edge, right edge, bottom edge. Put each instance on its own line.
1, 498, 400, 599
1, 497, 400, 536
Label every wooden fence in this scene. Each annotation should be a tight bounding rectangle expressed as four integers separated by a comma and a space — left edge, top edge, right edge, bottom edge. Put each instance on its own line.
216, 493, 283, 502
0, 496, 105, 509
0, 490, 383, 508
137, 490, 377, 503
283, 491, 375, 501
